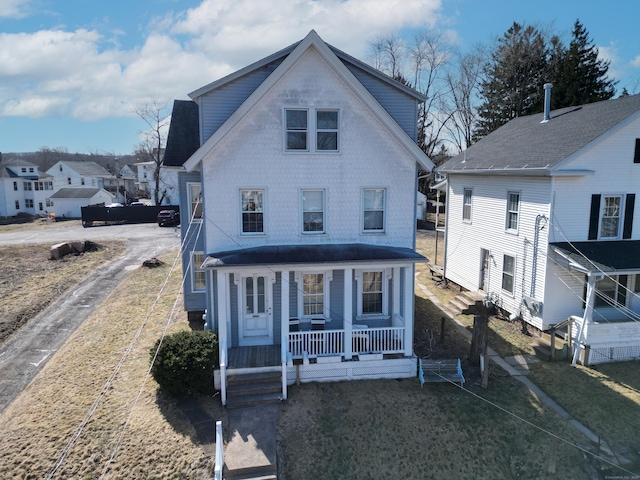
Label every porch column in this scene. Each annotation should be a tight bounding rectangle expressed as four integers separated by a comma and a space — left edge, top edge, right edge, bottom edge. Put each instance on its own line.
280, 270, 290, 401
403, 265, 414, 357
572, 273, 601, 366
216, 270, 229, 405
392, 267, 401, 321
344, 268, 353, 360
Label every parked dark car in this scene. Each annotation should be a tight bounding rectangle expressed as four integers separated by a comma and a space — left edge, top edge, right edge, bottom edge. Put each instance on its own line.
157, 209, 180, 226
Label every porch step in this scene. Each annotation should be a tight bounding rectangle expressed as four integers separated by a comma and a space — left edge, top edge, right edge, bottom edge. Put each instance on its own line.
226, 371, 283, 409
443, 291, 484, 316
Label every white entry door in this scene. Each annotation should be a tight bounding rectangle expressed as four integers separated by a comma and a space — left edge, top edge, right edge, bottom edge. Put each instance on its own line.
239, 274, 272, 346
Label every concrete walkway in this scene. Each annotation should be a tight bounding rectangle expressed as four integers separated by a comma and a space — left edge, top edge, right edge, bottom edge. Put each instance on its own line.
415, 280, 615, 457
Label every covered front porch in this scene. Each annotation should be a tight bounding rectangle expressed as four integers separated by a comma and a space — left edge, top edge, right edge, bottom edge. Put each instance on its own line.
205, 243, 425, 405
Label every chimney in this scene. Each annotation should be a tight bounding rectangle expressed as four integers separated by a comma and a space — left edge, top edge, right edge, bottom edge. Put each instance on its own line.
541, 83, 552, 123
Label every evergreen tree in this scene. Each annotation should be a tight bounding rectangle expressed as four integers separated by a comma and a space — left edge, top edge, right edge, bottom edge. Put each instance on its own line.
551, 20, 616, 108
474, 23, 549, 139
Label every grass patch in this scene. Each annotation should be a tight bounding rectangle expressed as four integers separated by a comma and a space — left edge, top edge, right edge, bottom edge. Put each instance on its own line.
0, 241, 126, 346
0, 251, 219, 479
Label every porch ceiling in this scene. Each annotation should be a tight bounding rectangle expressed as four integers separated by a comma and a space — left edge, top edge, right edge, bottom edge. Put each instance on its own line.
202, 243, 426, 269
550, 240, 640, 273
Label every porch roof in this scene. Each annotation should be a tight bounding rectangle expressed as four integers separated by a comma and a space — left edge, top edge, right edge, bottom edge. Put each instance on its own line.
550, 240, 640, 274
202, 243, 426, 269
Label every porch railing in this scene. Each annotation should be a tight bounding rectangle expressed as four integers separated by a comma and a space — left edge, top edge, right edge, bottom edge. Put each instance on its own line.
289, 325, 405, 358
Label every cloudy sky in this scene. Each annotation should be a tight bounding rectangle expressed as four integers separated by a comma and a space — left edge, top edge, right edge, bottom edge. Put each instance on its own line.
1, 0, 639, 154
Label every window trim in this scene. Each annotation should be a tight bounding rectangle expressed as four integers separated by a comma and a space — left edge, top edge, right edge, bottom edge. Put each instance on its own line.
598, 194, 623, 239
284, 107, 340, 153
191, 252, 206, 292
301, 188, 326, 234
295, 270, 332, 320
240, 188, 265, 235
501, 253, 516, 295
463, 187, 473, 223
505, 191, 520, 233
186, 182, 203, 222
356, 268, 390, 317
285, 108, 309, 152
315, 109, 339, 152
362, 187, 386, 233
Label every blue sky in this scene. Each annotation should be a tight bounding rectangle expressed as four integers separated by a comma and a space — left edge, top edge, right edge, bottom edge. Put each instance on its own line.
1, 0, 638, 155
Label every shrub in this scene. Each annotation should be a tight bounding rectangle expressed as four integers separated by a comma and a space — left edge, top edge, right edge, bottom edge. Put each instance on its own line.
150, 330, 218, 395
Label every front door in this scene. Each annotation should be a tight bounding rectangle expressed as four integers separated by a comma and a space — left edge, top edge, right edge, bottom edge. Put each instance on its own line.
479, 249, 490, 292
239, 274, 272, 346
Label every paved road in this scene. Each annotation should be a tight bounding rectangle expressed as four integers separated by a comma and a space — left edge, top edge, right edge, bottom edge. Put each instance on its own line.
0, 223, 181, 414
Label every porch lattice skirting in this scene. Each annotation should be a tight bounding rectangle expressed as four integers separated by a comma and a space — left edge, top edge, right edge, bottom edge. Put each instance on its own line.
587, 344, 640, 364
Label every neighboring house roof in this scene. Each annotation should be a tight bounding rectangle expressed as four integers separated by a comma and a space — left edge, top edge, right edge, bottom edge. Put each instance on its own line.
184, 30, 434, 173
163, 100, 200, 168
551, 241, 640, 273
203, 244, 426, 269
0, 158, 38, 168
50, 188, 105, 199
440, 93, 640, 175
56, 161, 115, 178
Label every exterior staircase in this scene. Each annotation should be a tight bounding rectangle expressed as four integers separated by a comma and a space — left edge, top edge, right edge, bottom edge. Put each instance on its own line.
530, 330, 570, 361
441, 290, 485, 318
225, 371, 283, 409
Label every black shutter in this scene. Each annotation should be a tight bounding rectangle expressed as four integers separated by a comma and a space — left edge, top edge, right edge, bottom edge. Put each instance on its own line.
588, 194, 601, 240
623, 194, 635, 239
634, 139, 640, 163
582, 275, 587, 309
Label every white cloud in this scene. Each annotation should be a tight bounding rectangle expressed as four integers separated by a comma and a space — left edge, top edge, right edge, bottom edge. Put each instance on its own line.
631, 55, 640, 68
0, 0, 31, 18
0, 0, 443, 121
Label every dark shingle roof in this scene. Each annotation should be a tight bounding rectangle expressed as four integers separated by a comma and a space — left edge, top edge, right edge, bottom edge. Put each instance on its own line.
551, 240, 640, 273
440, 94, 640, 174
202, 243, 426, 268
163, 100, 200, 167
50, 188, 103, 199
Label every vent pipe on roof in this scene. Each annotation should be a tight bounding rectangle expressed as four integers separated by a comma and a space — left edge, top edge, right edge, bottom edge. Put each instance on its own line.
541, 83, 552, 123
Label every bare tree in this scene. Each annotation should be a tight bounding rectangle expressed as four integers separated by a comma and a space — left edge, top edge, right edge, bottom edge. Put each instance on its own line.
369, 33, 406, 79
134, 100, 170, 206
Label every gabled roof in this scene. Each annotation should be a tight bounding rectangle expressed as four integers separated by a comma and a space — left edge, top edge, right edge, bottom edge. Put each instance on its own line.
163, 100, 200, 168
202, 243, 426, 269
440, 93, 640, 175
50, 188, 105, 199
0, 158, 38, 168
53, 161, 115, 178
184, 30, 433, 173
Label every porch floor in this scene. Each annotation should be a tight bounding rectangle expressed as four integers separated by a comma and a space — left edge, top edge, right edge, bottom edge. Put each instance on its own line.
228, 345, 281, 369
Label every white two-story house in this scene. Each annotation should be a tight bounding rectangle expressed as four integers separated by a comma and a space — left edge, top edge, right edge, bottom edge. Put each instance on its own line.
164, 31, 434, 404
0, 157, 55, 217
438, 90, 640, 365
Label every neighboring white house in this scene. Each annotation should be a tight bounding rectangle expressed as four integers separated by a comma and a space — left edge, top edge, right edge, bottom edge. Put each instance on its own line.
134, 160, 178, 205
164, 31, 434, 404
133, 161, 152, 195
438, 91, 640, 365
0, 157, 55, 217
48, 188, 114, 218
46, 160, 121, 198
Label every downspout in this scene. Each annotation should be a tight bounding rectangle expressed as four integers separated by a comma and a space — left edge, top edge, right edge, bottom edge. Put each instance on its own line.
572, 272, 604, 366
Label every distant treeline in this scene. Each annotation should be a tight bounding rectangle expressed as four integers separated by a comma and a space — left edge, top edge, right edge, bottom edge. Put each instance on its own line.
3, 149, 139, 174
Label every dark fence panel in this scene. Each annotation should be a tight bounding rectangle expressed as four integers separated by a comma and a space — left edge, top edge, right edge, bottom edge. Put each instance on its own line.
82, 205, 180, 227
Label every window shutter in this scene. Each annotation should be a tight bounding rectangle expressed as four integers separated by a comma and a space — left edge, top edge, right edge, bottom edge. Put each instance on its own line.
623, 194, 635, 239
634, 139, 640, 163
588, 194, 601, 240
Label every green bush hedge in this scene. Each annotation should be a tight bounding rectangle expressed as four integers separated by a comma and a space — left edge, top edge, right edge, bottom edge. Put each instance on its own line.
150, 330, 218, 395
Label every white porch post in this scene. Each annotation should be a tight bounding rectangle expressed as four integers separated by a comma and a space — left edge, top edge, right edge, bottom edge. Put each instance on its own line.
403, 265, 414, 357
216, 270, 229, 405
281, 270, 290, 400
572, 273, 602, 366
344, 268, 353, 360
392, 267, 401, 321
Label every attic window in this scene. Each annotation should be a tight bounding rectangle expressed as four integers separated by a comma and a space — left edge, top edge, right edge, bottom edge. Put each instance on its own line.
635, 139, 640, 164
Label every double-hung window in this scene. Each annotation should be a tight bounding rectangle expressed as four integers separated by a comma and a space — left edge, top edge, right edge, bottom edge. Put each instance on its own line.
25, 199, 33, 208
595, 275, 628, 308
191, 252, 206, 291
316, 110, 338, 151
361, 271, 384, 315
241, 189, 264, 234
502, 254, 515, 294
285, 109, 308, 151
463, 188, 473, 222
600, 195, 622, 238
24, 182, 32, 191
363, 188, 386, 232
187, 183, 203, 221
302, 273, 324, 317
301, 189, 325, 233
506, 192, 520, 231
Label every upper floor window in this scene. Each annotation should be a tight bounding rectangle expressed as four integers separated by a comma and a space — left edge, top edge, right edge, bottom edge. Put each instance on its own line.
502, 254, 515, 294
301, 189, 325, 234
59, 165, 63, 172
81, 178, 85, 185
191, 252, 206, 291
241, 189, 264, 234
285, 108, 339, 152
362, 188, 386, 232
463, 188, 473, 222
13, 182, 17, 191
29, 167, 34, 173
67, 177, 72, 185
506, 191, 520, 231
23, 182, 32, 191
600, 195, 622, 238
21, 167, 26, 173
187, 183, 202, 221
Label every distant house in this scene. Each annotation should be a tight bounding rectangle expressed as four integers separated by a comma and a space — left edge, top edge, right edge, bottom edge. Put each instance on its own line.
46, 160, 121, 200
0, 157, 55, 217
164, 31, 434, 404
49, 187, 114, 218
438, 91, 640, 365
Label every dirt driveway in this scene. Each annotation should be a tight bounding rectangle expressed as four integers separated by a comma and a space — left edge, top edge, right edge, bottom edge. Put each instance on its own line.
0, 223, 181, 413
